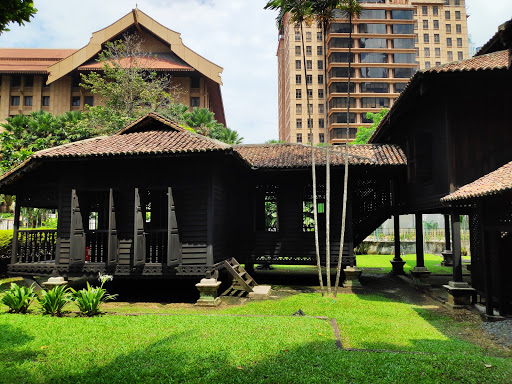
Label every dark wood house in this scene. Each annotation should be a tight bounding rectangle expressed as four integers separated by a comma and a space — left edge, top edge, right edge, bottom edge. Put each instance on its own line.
1, 113, 406, 284
370, 19, 512, 316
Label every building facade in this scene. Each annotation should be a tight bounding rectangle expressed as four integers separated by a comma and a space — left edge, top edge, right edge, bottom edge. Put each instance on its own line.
0, 9, 226, 125
277, 0, 469, 145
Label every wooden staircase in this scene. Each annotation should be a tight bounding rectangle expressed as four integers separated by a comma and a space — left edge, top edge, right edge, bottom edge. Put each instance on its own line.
222, 257, 258, 297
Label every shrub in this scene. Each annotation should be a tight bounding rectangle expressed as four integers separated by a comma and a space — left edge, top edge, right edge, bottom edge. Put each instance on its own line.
0, 230, 13, 256
70, 274, 116, 317
1, 282, 37, 313
38, 285, 72, 316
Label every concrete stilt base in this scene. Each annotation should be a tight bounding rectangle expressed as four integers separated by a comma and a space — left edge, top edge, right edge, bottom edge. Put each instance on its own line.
343, 266, 362, 287
248, 285, 271, 300
410, 267, 431, 288
443, 281, 475, 309
441, 250, 453, 266
390, 259, 406, 275
42, 277, 68, 290
195, 278, 222, 307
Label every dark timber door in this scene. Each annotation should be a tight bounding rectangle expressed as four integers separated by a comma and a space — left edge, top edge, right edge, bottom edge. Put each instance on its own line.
167, 187, 181, 266
133, 188, 146, 266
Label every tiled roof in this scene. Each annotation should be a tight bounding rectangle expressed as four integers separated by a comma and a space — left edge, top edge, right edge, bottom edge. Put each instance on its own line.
32, 113, 229, 159
0, 49, 76, 73
425, 50, 509, 74
233, 143, 406, 169
78, 53, 194, 72
369, 50, 510, 143
442, 161, 512, 202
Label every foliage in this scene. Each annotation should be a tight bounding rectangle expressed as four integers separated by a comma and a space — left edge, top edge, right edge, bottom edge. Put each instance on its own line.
1, 282, 36, 313
0, 0, 37, 34
208, 125, 243, 144
0, 110, 94, 171
352, 109, 388, 144
38, 285, 72, 316
354, 242, 370, 255
265, 139, 285, 144
0, 195, 15, 213
0, 230, 13, 256
41, 216, 58, 229
70, 274, 116, 317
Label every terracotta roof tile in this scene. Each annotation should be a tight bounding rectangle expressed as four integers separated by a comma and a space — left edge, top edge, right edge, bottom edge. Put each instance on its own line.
425, 50, 509, 74
0, 49, 76, 73
233, 143, 406, 168
442, 161, 512, 202
78, 53, 193, 72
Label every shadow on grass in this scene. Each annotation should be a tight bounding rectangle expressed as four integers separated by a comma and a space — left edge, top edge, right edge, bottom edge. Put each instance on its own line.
4, 333, 510, 384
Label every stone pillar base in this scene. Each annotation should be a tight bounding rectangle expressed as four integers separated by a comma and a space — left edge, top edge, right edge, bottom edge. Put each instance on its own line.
42, 277, 68, 290
410, 267, 431, 288
443, 281, 475, 309
390, 259, 406, 275
195, 278, 222, 307
441, 250, 453, 266
343, 266, 362, 287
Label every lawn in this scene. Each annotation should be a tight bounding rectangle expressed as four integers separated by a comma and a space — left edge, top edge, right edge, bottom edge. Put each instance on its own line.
1, 290, 510, 383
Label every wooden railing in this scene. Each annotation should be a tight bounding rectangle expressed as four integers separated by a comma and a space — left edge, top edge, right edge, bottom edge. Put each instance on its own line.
86, 230, 109, 263
146, 229, 167, 264
16, 230, 57, 263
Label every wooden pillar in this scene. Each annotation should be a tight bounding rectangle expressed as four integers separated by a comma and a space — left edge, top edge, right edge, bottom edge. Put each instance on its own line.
11, 200, 20, 264
107, 188, 118, 265
415, 213, 425, 268
206, 173, 214, 267
479, 204, 493, 316
69, 189, 85, 264
393, 215, 401, 260
451, 211, 463, 282
444, 214, 451, 250
133, 188, 146, 266
167, 186, 181, 266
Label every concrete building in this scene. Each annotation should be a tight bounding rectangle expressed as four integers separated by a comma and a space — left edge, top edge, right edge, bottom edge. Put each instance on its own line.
0, 9, 226, 125
277, 0, 469, 145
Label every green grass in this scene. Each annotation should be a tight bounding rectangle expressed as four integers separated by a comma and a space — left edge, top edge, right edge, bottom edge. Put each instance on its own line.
356, 254, 460, 274
1, 292, 510, 383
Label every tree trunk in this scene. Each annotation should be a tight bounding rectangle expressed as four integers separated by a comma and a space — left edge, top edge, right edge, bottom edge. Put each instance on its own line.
301, 22, 324, 295
323, 22, 331, 295
335, 13, 352, 296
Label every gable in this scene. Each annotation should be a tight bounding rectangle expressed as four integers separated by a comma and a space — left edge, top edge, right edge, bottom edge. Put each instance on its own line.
46, 8, 223, 85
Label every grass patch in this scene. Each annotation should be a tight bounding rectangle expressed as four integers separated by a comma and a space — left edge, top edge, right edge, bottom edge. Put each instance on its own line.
356, 254, 456, 274
1, 292, 510, 383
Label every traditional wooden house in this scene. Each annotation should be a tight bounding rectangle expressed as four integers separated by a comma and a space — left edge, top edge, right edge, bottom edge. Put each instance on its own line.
370, 19, 512, 316
0, 113, 405, 288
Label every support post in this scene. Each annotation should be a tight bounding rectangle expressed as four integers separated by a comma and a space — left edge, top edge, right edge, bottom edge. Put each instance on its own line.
11, 200, 20, 264
344, 190, 362, 287
479, 204, 493, 317
443, 210, 475, 308
390, 214, 405, 275
441, 214, 453, 266
411, 213, 430, 286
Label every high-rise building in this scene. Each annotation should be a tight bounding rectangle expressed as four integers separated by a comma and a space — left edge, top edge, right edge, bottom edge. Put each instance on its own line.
277, 0, 469, 145
0, 9, 226, 125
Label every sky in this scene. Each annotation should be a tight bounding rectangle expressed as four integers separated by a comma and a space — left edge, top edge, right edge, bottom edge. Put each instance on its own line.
0, 0, 510, 144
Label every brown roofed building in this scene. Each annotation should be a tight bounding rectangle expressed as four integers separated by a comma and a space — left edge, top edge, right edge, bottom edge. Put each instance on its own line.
0, 9, 226, 125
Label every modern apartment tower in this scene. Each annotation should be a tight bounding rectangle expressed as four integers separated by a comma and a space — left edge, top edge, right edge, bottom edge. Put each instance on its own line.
277, 0, 469, 144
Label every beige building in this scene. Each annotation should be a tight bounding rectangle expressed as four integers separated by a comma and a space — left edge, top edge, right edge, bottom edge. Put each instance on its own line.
277, 0, 469, 145
0, 9, 226, 125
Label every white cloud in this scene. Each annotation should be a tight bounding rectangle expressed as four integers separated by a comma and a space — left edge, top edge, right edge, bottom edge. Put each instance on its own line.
0, 0, 510, 143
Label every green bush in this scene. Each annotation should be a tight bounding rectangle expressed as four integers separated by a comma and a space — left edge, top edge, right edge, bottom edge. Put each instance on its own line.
1, 282, 37, 313
0, 230, 13, 256
38, 285, 72, 316
70, 278, 117, 317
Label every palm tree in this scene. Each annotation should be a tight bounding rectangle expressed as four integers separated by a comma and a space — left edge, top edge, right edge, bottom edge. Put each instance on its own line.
334, 0, 362, 296
265, 0, 325, 295
310, 0, 339, 295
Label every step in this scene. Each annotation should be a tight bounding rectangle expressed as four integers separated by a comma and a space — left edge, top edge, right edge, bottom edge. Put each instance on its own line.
248, 285, 271, 300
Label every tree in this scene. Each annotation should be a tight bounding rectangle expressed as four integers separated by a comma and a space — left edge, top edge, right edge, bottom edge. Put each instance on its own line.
265, 139, 286, 144
208, 126, 244, 145
310, 0, 339, 295
0, 0, 37, 34
351, 109, 388, 145
80, 33, 181, 134
0, 110, 92, 171
334, 0, 362, 297
265, 0, 325, 295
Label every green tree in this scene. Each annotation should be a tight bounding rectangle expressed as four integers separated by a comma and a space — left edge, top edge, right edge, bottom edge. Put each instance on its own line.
0, 110, 92, 171
208, 126, 243, 145
334, 0, 362, 297
0, 0, 37, 34
80, 33, 180, 134
265, 139, 285, 144
265, 0, 325, 295
351, 109, 388, 145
